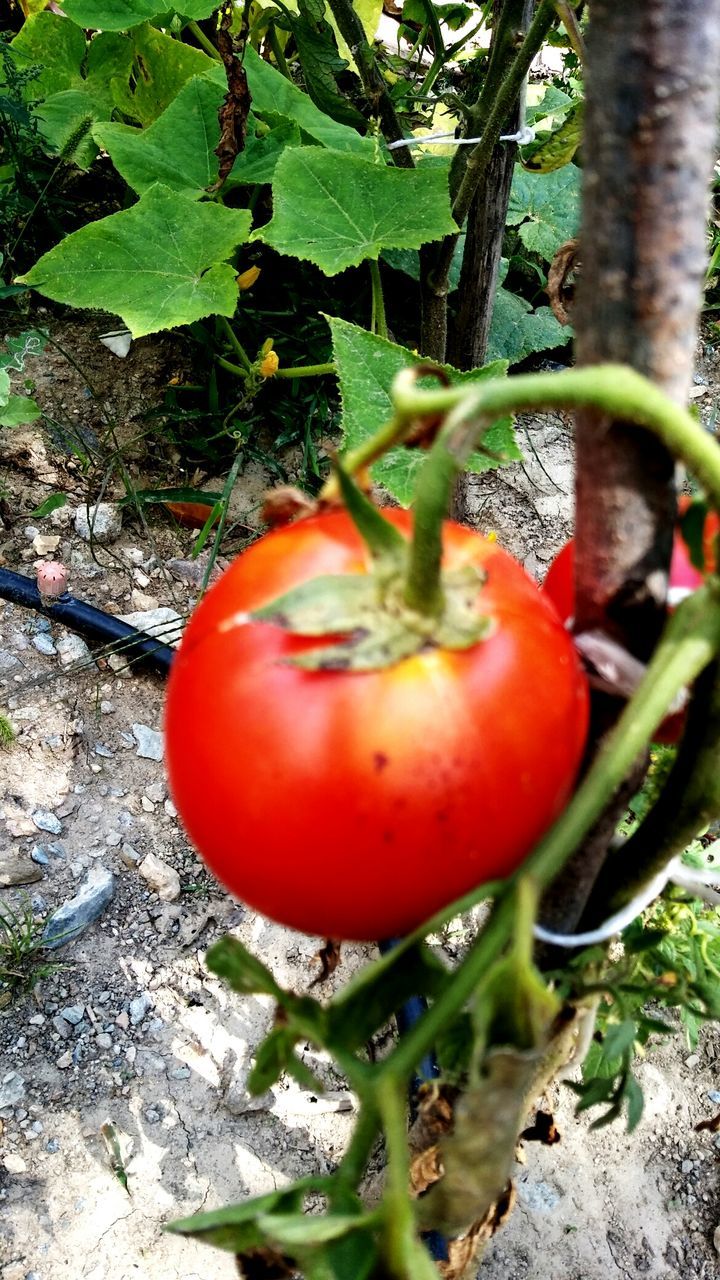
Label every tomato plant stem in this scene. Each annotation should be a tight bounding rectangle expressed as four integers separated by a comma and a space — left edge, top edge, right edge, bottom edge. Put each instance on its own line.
376, 1080, 438, 1280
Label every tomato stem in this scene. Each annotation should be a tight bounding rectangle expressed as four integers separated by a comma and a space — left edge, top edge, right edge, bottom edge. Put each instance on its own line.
376, 1079, 438, 1280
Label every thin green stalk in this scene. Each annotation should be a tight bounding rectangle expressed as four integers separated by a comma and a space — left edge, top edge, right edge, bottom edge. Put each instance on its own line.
188, 18, 221, 60
335, 1102, 381, 1193
199, 453, 243, 597
275, 362, 336, 378
370, 260, 388, 339
267, 21, 291, 78
217, 355, 248, 379
218, 317, 253, 372
376, 1080, 438, 1280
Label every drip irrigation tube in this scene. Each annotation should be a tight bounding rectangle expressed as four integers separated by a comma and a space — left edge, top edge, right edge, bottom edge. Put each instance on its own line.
0, 567, 175, 675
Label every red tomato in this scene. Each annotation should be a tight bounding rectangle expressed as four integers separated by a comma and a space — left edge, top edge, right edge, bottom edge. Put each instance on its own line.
164, 510, 589, 940
542, 502, 720, 745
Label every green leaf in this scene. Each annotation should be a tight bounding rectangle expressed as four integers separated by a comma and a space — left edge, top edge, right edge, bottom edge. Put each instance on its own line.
0, 370, 9, 405
230, 114, 302, 184
0, 330, 47, 373
623, 1072, 644, 1132
61, 0, 219, 29
507, 164, 581, 263
168, 1181, 314, 1250
257, 147, 457, 275
245, 44, 373, 154
256, 1212, 373, 1248
18, 184, 251, 338
601, 1018, 637, 1061
327, 941, 448, 1050
520, 100, 584, 174
247, 1026, 297, 1094
326, 316, 519, 505
487, 279, 567, 365
110, 23, 214, 126
35, 90, 100, 168
93, 74, 224, 197
282, 0, 366, 130
205, 936, 283, 998
10, 12, 87, 102
30, 493, 68, 518
0, 396, 42, 427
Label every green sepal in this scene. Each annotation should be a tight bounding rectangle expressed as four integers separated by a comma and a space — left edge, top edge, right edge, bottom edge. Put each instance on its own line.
252, 574, 381, 634
287, 615, 427, 671
333, 456, 407, 572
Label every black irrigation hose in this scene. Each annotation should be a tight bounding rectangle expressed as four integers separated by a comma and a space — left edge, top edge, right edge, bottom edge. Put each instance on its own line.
0, 567, 175, 675
1, 565, 449, 1258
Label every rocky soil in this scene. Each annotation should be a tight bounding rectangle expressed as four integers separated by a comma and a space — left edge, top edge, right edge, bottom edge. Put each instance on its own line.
0, 316, 720, 1280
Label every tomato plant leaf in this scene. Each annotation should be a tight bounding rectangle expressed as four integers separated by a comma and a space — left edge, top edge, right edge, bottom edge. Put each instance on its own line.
246, 1026, 299, 1094
327, 942, 449, 1050
60, 0, 219, 29
326, 316, 519, 505
18, 184, 252, 338
244, 44, 372, 154
93, 74, 225, 198
256, 148, 457, 275
507, 164, 581, 263
205, 936, 283, 999
168, 1181, 319, 1249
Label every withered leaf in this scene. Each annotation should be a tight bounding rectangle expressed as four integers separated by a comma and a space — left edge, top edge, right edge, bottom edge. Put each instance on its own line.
261, 486, 318, 528
213, 4, 251, 190
438, 1182, 516, 1280
695, 1110, 720, 1134
547, 237, 580, 325
310, 938, 342, 986
235, 1246, 298, 1278
520, 1109, 561, 1145
418, 1047, 540, 1236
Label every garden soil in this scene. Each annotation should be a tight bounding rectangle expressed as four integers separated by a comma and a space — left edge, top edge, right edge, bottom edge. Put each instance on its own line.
1, 315, 720, 1280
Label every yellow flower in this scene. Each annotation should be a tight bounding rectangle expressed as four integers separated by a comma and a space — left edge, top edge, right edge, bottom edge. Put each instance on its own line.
259, 350, 279, 378
236, 266, 261, 290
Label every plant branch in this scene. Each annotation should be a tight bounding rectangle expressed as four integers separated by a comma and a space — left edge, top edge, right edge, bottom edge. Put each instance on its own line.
370, 260, 388, 338
275, 362, 336, 378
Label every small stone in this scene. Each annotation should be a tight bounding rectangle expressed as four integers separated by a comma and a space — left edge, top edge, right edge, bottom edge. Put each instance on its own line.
130, 589, 159, 612
125, 1045, 137, 1064
56, 1051, 73, 1069
3, 1153, 27, 1174
170, 1066, 191, 1080
144, 1107, 161, 1124
164, 799, 177, 818
132, 724, 163, 762
685, 1054, 700, 1068
100, 700, 115, 714
32, 633, 57, 656
714, 1224, 720, 1256
0, 852, 42, 888
33, 532, 60, 555
46, 1137, 60, 1153
145, 782, 165, 803
24, 525, 39, 540
138, 852, 180, 901
119, 843, 141, 869
52, 1016, 73, 1039
56, 632, 92, 668
115, 1011, 130, 1030
32, 809, 62, 835
0, 649, 19, 670
141, 796, 155, 813
74, 502, 123, 544
59, 1004, 84, 1025
129, 992, 153, 1025
96, 1033, 112, 1050
94, 743, 114, 758
681, 1159, 695, 1174
42, 867, 115, 950
121, 608, 183, 649
28, 1014, 45, 1026
1, 1262, 26, 1280
30, 846, 49, 866
0, 1073, 25, 1108
708, 1090, 720, 1104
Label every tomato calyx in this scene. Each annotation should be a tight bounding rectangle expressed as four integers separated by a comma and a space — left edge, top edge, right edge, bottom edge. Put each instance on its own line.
243, 461, 494, 672
251, 559, 494, 671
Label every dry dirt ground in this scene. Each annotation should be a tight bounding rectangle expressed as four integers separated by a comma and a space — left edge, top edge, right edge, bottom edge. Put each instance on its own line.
1, 315, 720, 1280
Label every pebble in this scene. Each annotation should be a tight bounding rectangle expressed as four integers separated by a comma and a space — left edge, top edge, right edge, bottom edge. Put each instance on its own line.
42, 867, 115, 950
96, 1033, 113, 1050
129, 992, 153, 1025
681, 1159, 695, 1174
52, 1016, 72, 1040
685, 1054, 700, 1068
100, 700, 115, 714
32, 810, 62, 836
94, 743, 114, 758
56, 1052, 72, 1069
46, 1138, 60, 1153
30, 847, 49, 866
146, 782, 165, 803
119, 843, 141, 868
121, 608, 183, 649
32, 633, 57, 656
115, 1011, 130, 1031
708, 1090, 720, 1104
164, 799, 177, 818
74, 502, 123, 544
144, 1107, 161, 1124
0, 852, 42, 888
138, 852, 180, 901
3, 1153, 27, 1174
0, 1073, 25, 1109
0, 649, 19, 670
56, 632, 92, 668
132, 724, 163, 762
59, 1005, 84, 1025
170, 1066, 191, 1080
141, 796, 155, 813
714, 1224, 720, 1256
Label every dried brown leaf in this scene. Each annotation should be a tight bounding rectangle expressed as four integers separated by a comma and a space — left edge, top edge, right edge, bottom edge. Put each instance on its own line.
547, 238, 581, 325
309, 938, 342, 986
261, 487, 319, 528
212, 3, 251, 191
695, 1110, 720, 1133
520, 1109, 561, 1145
